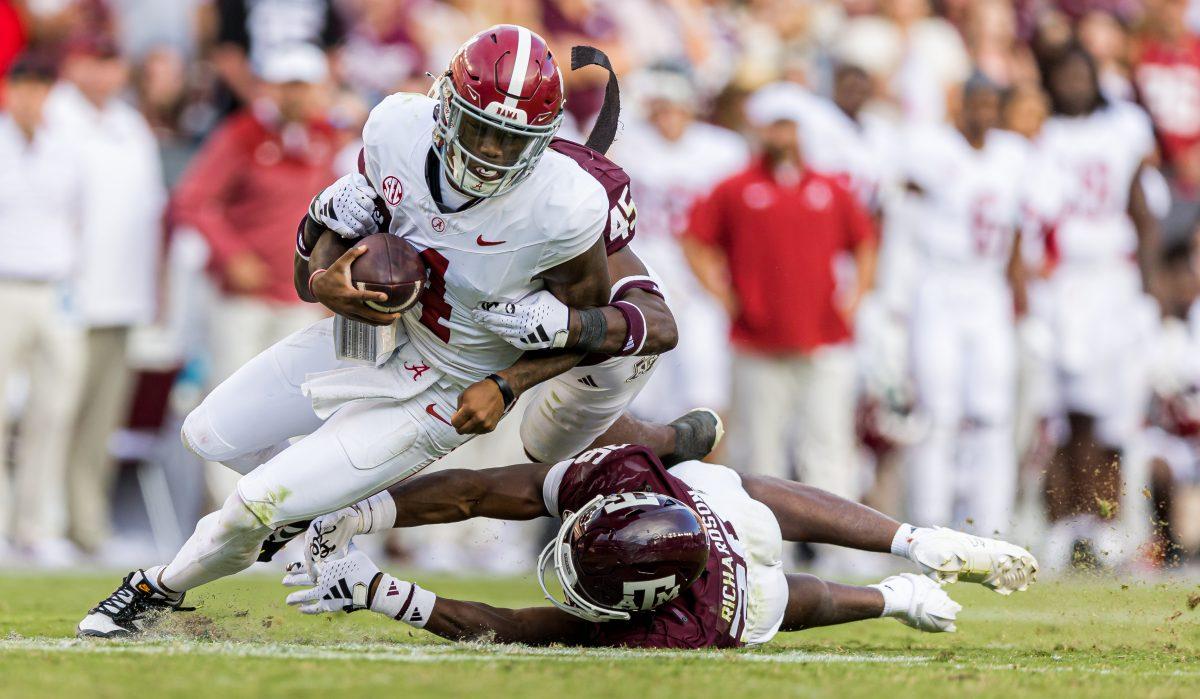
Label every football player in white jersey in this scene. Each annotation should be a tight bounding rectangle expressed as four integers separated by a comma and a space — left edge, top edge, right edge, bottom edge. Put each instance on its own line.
901, 75, 1030, 537
609, 64, 749, 422
1031, 45, 1162, 567
77, 25, 713, 638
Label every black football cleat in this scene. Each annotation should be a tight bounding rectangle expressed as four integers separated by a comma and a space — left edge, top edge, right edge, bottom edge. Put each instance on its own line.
662, 408, 725, 466
77, 570, 190, 638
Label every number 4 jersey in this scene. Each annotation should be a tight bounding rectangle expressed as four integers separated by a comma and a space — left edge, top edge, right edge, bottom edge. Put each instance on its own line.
542, 444, 789, 648
358, 92, 636, 385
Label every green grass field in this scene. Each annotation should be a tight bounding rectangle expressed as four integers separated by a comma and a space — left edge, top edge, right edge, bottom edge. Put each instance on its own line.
1, 571, 1198, 698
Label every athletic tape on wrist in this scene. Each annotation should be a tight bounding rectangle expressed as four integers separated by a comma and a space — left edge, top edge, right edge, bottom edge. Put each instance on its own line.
576, 307, 608, 353
356, 492, 398, 534
611, 300, 647, 355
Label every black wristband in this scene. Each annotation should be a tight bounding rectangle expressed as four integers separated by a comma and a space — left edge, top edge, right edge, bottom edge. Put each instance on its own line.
486, 373, 516, 410
575, 307, 608, 353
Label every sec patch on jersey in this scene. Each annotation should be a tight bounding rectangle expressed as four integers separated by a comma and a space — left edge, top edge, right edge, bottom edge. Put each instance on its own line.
350, 233, 427, 313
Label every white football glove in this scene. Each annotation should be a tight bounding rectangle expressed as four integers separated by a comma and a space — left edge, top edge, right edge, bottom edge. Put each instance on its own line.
470, 290, 570, 350
309, 172, 385, 240
284, 549, 435, 625
280, 507, 364, 587
871, 573, 962, 633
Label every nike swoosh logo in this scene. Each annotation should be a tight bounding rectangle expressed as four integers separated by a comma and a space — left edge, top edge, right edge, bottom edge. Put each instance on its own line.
476, 235, 506, 246
425, 403, 452, 426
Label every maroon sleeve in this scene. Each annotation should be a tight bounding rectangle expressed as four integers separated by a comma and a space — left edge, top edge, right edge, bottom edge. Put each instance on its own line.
549, 139, 637, 255
555, 444, 676, 515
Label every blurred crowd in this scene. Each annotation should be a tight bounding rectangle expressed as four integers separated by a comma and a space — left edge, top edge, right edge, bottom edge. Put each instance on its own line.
2, 0, 1200, 577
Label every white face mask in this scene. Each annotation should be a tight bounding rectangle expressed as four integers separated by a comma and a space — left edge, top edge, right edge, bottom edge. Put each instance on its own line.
431, 74, 562, 199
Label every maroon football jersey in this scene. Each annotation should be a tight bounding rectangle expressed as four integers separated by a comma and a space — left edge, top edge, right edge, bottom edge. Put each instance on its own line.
549, 139, 637, 256
552, 444, 749, 649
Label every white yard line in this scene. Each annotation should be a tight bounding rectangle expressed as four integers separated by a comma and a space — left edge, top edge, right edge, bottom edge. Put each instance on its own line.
0, 638, 926, 665
3, 639, 1199, 678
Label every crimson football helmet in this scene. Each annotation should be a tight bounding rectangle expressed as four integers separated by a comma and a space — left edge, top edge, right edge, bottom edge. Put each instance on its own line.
431, 24, 565, 198
537, 492, 709, 622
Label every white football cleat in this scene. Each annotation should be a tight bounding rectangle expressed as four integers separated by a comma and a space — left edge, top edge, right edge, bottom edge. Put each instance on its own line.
908, 527, 1038, 595
872, 573, 961, 633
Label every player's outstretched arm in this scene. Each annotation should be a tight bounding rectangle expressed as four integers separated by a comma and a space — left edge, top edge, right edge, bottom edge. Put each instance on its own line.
740, 473, 898, 552
388, 462, 553, 526
287, 550, 591, 645
470, 246, 678, 358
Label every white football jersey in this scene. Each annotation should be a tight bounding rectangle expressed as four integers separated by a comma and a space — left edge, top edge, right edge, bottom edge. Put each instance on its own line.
1034, 102, 1155, 264
902, 124, 1031, 276
359, 93, 608, 383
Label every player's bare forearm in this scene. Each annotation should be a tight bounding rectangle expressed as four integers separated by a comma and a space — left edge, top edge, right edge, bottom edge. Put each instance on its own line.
562, 247, 677, 355
779, 574, 884, 631
386, 463, 552, 527
294, 219, 351, 302
499, 350, 587, 397
422, 599, 591, 645
740, 474, 898, 552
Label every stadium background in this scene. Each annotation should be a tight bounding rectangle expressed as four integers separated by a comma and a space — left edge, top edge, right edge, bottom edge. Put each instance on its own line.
0, 0, 1199, 583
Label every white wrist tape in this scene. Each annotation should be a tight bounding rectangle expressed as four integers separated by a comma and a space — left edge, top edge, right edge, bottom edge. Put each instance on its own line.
353, 492, 398, 535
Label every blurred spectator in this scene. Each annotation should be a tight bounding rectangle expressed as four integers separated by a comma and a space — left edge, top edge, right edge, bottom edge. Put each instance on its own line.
1134, 0, 1200, 242
0, 54, 84, 564
171, 43, 334, 496
1078, 9, 1133, 99
613, 64, 748, 424
45, 35, 166, 555
683, 91, 876, 503
835, 0, 970, 123
965, 0, 1040, 89
0, 1, 25, 75
336, 0, 426, 102
203, 0, 344, 113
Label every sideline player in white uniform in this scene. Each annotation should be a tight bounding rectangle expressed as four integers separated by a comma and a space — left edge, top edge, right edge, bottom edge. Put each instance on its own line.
1031, 46, 1161, 566
609, 65, 748, 422
77, 26, 710, 637
281, 444, 1038, 647
902, 76, 1030, 536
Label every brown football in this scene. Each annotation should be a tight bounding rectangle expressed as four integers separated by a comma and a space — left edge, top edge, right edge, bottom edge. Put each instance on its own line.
350, 233, 427, 313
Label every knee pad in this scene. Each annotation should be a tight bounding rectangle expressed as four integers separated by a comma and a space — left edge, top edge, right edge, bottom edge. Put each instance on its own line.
182, 403, 238, 463
217, 489, 274, 536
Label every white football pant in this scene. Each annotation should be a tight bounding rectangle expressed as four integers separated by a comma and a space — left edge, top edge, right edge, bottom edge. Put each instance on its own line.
907, 274, 1017, 536
164, 319, 470, 592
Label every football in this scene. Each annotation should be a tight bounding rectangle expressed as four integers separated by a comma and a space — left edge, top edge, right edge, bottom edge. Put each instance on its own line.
349, 233, 427, 313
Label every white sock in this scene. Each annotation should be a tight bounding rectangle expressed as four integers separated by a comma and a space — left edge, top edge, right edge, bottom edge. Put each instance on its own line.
890, 523, 926, 559
869, 577, 909, 617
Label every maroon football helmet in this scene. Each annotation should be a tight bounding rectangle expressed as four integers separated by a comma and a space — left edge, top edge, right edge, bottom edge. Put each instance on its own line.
431, 24, 565, 198
537, 492, 709, 622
